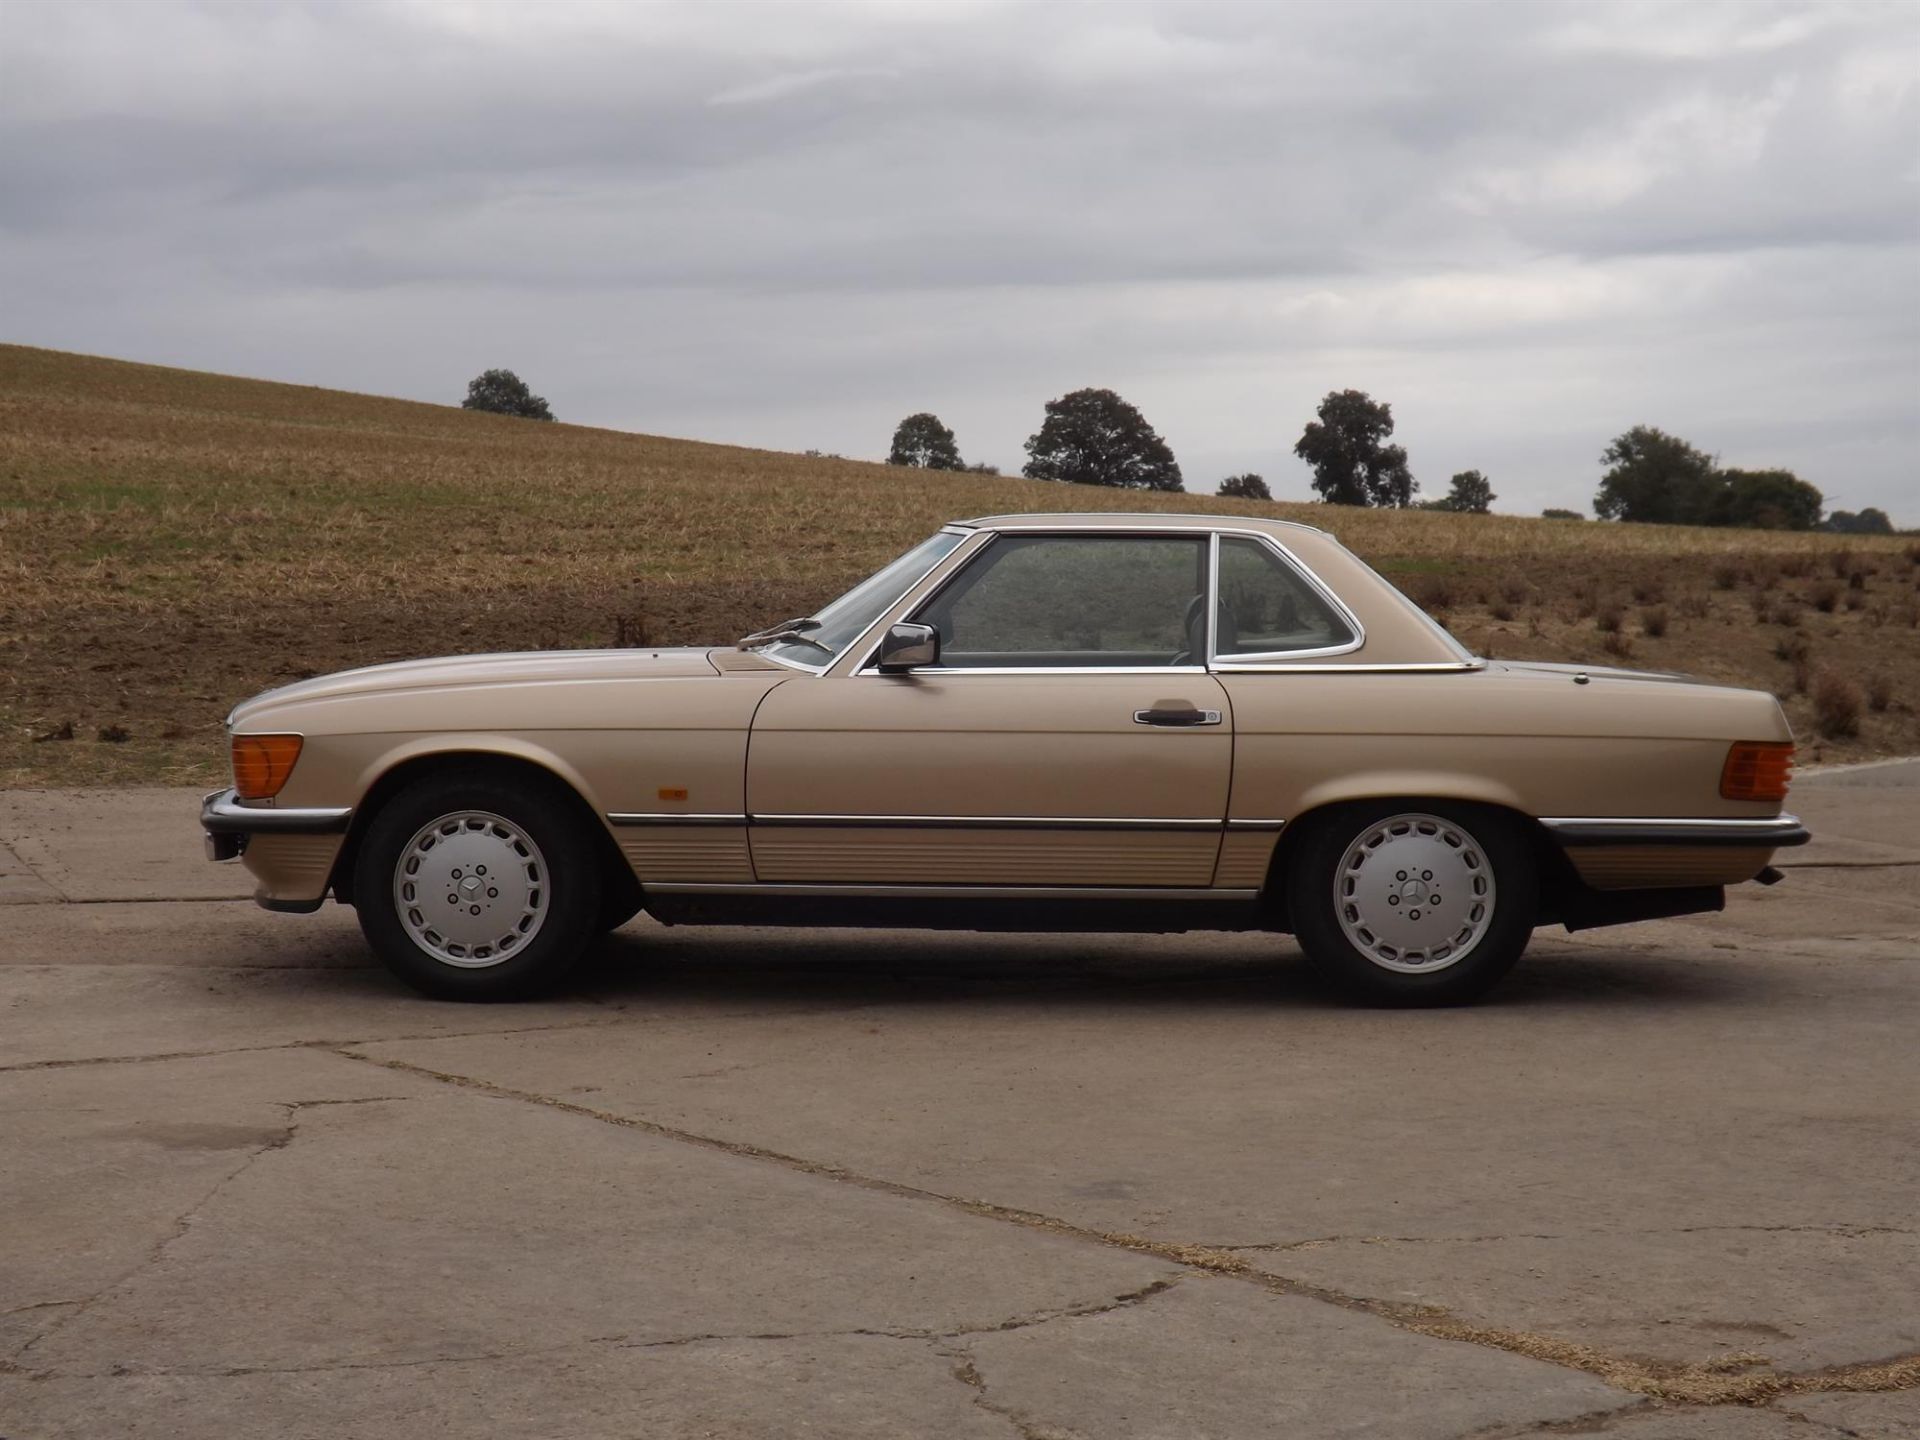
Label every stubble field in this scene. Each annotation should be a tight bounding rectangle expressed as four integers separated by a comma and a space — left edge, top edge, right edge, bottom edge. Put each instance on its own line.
3, 342, 1915, 788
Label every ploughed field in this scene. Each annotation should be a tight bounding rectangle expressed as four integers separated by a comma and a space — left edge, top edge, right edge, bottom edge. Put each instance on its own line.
3, 342, 1916, 788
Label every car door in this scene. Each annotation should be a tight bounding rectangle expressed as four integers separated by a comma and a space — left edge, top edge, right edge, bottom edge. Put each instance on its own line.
745, 530, 1234, 890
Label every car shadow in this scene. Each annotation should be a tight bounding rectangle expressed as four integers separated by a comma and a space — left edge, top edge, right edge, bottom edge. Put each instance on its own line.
550, 923, 1777, 1014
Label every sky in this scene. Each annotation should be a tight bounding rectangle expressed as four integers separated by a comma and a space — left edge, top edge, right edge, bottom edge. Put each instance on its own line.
3, 0, 1917, 520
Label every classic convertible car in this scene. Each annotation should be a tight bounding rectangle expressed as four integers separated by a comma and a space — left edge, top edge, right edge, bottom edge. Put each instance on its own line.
203, 512, 1806, 1004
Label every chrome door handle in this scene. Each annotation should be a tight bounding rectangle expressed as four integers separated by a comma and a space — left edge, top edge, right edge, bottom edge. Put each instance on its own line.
1134, 706, 1222, 727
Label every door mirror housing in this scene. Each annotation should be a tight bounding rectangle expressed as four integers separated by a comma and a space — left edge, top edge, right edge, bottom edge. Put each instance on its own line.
875, 622, 939, 673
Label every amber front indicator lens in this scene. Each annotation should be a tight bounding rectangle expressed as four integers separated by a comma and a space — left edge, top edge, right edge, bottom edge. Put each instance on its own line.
232, 734, 304, 800
1721, 741, 1793, 802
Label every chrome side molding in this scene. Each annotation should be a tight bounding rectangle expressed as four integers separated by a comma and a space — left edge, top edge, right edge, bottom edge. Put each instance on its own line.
608, 812, 1289, 832
607, 813, 751, 827
645, 882, 1261, 900
751, 813, 1223, 831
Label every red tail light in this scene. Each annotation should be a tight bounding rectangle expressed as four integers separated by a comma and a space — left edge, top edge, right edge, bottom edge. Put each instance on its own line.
1721, 741, 1793, 803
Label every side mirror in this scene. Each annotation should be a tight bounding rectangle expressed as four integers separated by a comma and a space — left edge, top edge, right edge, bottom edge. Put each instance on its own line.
875, 622, 939, 673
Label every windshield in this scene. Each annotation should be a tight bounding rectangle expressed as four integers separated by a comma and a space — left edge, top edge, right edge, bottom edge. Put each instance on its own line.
762, 529, 969, 669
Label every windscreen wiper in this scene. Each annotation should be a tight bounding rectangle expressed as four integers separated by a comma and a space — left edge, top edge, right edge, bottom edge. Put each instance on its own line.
737, 617, 829, 652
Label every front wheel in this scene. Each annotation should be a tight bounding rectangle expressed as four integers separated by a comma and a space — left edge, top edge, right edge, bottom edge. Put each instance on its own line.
1285, 801, 1537, 1006
353, 770, 603, 1000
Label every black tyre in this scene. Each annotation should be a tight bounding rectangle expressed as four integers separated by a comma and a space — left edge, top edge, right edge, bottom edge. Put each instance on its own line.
596, 873, 646, 934
353, 769, 603, 1000
1285, 800, 1538, 1006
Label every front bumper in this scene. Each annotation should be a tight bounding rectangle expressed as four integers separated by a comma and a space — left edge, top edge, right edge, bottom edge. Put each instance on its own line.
201, 787, 353, 856
202, 790, 355, 912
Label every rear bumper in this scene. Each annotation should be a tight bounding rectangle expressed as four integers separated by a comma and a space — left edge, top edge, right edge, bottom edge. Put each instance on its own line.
1539, 815, 1809, 848
1539, 814, 1807, 897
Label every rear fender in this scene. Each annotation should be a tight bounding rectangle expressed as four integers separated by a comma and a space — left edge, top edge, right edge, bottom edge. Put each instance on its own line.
1289, 773, 1527, 815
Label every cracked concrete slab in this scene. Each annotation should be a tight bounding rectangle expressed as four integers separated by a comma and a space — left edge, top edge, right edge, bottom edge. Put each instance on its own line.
1788, 1388, 1920, 1438
0, 1048, 445, 1358
1472, 1403, 1861, 1438
0, 940, 923, 1070
0, 789, 250, 903
0, 898, 371, 967
2, 764, 1915, 1435
0, 836, 62, 904
953, 1279, 1628, 1439
12, 1053, 1183, 1380
1790, 760, 1920, 856
350, 910, 1919, 1371
0, 1334, 1012, 1440
1262, 1227, 1920, 1375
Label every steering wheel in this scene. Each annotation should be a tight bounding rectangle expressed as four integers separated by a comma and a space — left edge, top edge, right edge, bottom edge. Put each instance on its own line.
1171, 593, 1207, 666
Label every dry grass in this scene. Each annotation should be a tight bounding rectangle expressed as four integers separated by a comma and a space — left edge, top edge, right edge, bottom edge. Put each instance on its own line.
3, 342, 1916, 786
1812, 670, 1865, 739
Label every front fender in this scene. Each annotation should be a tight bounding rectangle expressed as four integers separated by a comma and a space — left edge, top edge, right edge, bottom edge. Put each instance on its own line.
346, 733, 608, 817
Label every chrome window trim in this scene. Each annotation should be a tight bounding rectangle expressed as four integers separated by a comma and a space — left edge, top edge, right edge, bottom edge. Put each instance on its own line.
758, 649, 829, 676
878, 665, 1215, 678
1375, 565, 1480, 664
1214, 659, 1487, 675
847, 522, 1382, 676
1206, 530, 1220, 660
956, 511, 1331, 538
833, 527, 997, 677
646, 882, 1260, 900
864, 525, 1220, 674
758, 526, 977, 677
1208, 530, 1365, 664
749, 814, 1224, 831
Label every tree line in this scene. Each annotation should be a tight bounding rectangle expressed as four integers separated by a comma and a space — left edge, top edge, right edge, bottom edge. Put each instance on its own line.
887, 387, 1501, 513
886, 387, 1875, 532
457, 367, 1885, 533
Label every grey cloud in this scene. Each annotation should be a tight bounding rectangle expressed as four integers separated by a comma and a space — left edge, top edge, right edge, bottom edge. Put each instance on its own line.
1, 0, 1915, 517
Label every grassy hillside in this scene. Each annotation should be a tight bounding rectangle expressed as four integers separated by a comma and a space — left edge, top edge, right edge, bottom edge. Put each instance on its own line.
3, 342, 1914, 787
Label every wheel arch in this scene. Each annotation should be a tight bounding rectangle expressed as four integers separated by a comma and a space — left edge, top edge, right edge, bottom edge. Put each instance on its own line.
1260, 790, 1569, 929
328, 746, 638, 915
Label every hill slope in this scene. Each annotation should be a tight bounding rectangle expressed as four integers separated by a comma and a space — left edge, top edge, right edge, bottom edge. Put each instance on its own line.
2, 343, 1914, 785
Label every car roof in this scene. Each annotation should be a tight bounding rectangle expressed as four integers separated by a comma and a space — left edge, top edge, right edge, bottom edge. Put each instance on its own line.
956, 511, 1332, 536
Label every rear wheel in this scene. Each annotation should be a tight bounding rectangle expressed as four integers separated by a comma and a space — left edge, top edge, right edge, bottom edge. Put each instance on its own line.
353, 771, 602, 1000
1285, 801, 1537, 1006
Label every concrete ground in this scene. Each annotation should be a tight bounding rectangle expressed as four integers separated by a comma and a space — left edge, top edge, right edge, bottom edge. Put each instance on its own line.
1, 767, 1916, 1439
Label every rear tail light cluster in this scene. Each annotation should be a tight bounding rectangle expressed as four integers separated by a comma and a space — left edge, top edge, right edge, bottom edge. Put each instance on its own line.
1720, 741, 1793, 802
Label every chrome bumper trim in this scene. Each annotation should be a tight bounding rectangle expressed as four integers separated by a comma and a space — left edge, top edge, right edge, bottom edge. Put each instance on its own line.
201, 788, 353, 837
1539, 815, 1810, 848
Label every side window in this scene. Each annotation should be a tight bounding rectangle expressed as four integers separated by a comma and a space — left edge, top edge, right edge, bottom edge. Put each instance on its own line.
914, 535, 1209, 668
1216, 537, 1357, 657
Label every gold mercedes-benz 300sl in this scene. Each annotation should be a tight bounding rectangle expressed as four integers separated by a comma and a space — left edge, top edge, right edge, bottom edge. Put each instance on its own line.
203, 513, 1806, 1005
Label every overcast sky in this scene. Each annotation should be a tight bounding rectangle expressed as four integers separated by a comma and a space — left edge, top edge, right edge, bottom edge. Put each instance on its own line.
4, 0, 1916, 519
